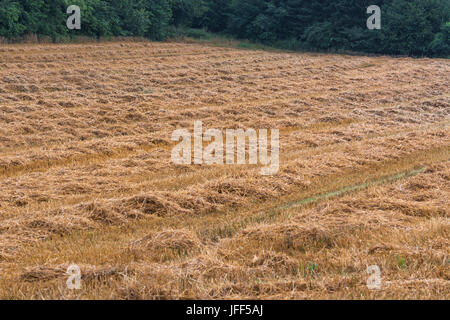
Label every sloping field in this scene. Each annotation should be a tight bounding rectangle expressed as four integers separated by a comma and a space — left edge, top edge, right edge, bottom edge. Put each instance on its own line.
0, 41, 448, 299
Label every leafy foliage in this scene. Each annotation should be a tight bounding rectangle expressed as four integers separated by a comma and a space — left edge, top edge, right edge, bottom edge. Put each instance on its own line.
219, 0, 449, 56
0, 0, 448, 56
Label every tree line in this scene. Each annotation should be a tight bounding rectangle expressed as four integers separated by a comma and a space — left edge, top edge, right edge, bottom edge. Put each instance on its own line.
1, 0, 449, 56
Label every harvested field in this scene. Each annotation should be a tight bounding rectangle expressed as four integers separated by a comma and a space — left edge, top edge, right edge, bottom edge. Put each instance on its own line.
0, 41, 448, 299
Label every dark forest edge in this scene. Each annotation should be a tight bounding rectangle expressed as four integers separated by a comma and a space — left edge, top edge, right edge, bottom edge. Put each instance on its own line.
0, 0, 449, 58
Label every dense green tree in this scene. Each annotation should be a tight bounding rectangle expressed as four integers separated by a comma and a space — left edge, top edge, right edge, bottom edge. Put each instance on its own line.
0, 0, 448, 57
19, 0, 68, 40
62, 0, 116, 37
430, 21, 450, 55
379, 0, 446, 55
192, 0, 231, 32
170, 0, 206, 27
0, 1, 26, 38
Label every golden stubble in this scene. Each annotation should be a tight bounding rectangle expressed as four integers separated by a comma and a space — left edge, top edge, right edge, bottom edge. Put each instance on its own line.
0, 40, 448, 299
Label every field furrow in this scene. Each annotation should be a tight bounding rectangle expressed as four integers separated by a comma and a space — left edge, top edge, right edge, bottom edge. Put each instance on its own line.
0, 41, 448, 299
